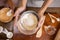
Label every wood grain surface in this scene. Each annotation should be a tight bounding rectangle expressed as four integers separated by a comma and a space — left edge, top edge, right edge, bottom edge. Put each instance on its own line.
13, 8, 60, 40
0, 7, 60, 40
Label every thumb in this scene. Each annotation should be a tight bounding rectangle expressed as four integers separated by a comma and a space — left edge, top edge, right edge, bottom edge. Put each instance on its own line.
38, 16, 46, 27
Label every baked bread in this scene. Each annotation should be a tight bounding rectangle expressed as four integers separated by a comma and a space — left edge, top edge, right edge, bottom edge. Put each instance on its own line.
0, 8, 14, 23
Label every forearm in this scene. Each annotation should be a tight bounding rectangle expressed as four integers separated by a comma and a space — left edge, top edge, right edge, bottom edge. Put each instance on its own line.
15, 0, 27, 16
18, 0, 27, 8
38, 0, 53, 17
21, 0, 27, 7
14, 0, 27, 27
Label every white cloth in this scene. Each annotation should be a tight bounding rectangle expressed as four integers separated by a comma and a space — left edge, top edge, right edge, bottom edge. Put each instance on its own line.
12, 0, 44, 7
0, 0, 44, 7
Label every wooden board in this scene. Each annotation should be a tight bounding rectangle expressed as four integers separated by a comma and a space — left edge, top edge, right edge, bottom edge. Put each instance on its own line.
13, 12, 60, 40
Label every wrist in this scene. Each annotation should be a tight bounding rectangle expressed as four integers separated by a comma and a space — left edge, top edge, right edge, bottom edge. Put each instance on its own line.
38, 12, 44, 18
19, 6, 26, 10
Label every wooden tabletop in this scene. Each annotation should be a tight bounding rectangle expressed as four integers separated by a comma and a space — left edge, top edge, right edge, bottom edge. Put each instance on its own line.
0, 7, 60, 40
13, 8, 60, 40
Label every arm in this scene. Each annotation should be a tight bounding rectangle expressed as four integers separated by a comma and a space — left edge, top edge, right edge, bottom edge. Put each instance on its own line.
38, 0, 53, 17
14, 0, 27, 16
14, 0, 27, 27
21, 0, 27, 7
37, 0, 53, 34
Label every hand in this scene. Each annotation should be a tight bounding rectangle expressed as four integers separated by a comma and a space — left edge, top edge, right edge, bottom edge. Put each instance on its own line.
14, 7, 26, 17
14, 15, 18, 27
38, 16, 46, 28
36, 16, 46, 38
14, 7, 26, 27
38, 10, 44, 18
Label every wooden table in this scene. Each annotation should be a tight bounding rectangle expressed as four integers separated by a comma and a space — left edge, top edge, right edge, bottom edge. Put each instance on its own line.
13, 8, 60, 40
0, 21, 13, 40
0, 7, 60, 40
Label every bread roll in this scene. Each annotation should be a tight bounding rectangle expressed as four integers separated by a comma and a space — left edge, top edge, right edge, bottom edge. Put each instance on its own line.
0, 8, 14, 23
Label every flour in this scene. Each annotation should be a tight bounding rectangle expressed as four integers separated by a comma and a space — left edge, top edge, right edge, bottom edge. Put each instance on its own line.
7, 10, 12, 16
21, 14, 34, 27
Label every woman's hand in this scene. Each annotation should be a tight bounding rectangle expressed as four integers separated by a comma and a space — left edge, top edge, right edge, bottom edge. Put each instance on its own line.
36, 16, 46, 38
14, 7, 26, 17
38, 16, 46, 28
14, 7, 26, 27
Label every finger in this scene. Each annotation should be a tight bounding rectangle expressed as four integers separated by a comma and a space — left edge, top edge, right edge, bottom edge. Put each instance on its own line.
14, 22, 16, 27
14, 17, 18, 27
14, 14, 16, 17
14, 21, 16, 27
38, 16, 46, 27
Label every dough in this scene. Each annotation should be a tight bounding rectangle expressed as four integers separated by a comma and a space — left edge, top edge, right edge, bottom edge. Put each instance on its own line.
54, 29, 60, 40
18, 11, 38, 30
